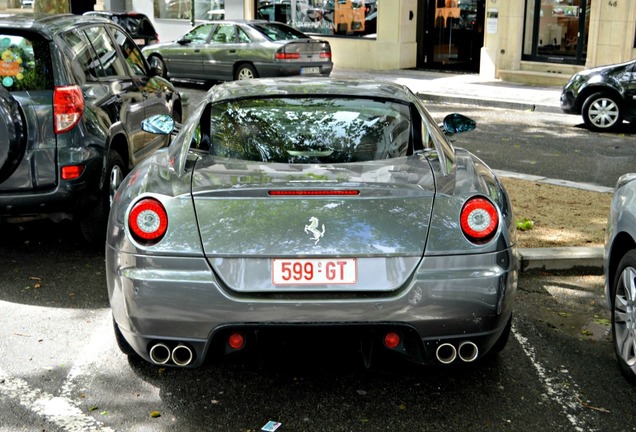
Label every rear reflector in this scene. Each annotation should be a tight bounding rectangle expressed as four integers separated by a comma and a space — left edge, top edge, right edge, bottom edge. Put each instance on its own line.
460, 197, 499, 243
54, 85, 84, 134
228, 332, 246, 350
60, 165, 84, 180
384, 332, 401, 349
268, 190, 360, 196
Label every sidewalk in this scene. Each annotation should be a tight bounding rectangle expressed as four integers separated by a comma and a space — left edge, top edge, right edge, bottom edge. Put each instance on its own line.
332, 67, 604, 273
331, 67, 563, 114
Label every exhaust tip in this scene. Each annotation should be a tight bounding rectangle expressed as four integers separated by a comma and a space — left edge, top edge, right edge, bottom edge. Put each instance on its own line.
171, 344, 194, 367
458, 341, 479, 363
435, 343, 457, 364
149, 343, 171, 365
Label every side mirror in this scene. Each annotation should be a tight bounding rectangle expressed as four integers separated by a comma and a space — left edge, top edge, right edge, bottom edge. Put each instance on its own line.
441, 113, 476, 134
177, 37, 190, 45
141, 114, 175, 135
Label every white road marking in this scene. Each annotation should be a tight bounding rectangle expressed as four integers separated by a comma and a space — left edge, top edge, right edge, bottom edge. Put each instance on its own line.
0, 310, 114, 431
0, 366, 114, 432
513, 323, 594, 432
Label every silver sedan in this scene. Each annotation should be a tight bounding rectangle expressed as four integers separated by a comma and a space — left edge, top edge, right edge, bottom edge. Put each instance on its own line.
142, 19, 332, 82
105, 78, 518, 368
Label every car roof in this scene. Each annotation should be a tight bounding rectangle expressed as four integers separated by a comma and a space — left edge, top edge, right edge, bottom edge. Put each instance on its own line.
206, 78, 415, 103
0, 13, 114, 38
84, 10, 151, 19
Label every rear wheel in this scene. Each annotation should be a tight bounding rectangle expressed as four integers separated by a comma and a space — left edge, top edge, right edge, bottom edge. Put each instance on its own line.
235, 63, 258, 80
79, 150, 126, 244
611, 250, 636, 383
113, 317, 138, 357
0, 86, 26, 183
150, 55, 168, 80
582, 92, 623, 132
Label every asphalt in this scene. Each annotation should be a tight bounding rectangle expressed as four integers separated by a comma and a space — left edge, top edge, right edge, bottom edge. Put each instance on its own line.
331, 67, 606, 273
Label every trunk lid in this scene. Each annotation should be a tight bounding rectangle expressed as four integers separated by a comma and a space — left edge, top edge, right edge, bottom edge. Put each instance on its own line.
191, 156, 436, 292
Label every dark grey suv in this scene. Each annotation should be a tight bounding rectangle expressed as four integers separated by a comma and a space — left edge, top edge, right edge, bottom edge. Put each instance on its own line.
0, 14, 182, 243
560, 59, 636, 132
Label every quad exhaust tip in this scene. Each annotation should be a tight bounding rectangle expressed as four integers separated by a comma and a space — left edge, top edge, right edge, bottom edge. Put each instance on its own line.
149, 342, 194, 367
435, 341, 479, 364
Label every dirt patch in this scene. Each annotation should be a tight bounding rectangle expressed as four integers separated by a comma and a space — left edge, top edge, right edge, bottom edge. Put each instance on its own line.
501, 177, 612, 249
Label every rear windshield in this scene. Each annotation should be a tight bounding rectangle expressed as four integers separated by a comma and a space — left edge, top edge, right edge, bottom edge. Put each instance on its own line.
207, 97, 412, 163
0, 33, 53, 91
251, 22, 309, 41
111, 15, 154, 36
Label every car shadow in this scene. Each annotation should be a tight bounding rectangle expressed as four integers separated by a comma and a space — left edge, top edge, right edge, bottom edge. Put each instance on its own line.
0, 220, 109, 309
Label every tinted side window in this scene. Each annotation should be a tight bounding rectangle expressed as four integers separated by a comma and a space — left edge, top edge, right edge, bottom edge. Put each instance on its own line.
0, 33, 53, 91
60, 29, 102, 82
110, 28, 147, 77
82, 26, 128, 78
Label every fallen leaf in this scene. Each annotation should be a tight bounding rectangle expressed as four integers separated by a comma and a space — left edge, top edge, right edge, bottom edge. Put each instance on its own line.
150, 411, 161, 418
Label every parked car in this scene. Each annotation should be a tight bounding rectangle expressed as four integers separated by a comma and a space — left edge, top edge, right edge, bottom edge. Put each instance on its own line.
0, 13, 182, 243
105, 78, 518, 368
604, 173, 636, 382
560, 59, 636, 132
83, 11, 159, 47
142, 19, 332, 82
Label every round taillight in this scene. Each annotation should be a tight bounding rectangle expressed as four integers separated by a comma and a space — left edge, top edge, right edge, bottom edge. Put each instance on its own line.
128, 198, 168, 243
460, 197, 499, 243
228, 332, 245, 350
384, 332, 401, 349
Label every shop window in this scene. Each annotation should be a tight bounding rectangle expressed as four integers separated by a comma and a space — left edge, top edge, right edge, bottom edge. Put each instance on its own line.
256, 0, 378, 37
153, 0, 225, 20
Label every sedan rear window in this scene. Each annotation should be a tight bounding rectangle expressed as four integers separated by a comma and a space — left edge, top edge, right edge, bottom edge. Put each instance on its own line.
0, 33, 53, 91
251, 22, 309, 41
208, 97, 412, 163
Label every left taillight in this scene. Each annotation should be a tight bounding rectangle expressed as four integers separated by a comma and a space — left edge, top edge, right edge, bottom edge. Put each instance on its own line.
53, 85, 84, 134
128, 198, 168, 244
275, 48, 300, 60
460, 197, 499, 243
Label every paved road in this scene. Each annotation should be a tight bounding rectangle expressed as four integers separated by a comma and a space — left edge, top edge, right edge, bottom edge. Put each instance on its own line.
0, 217, 631, 431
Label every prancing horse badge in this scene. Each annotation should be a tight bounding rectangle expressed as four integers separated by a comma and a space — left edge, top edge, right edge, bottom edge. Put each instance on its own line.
304, 216, 325, 244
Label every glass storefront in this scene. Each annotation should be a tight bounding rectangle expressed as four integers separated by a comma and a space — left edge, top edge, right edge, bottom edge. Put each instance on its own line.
255, 0, 378, 37
417, 0, 485, 72
523, 0, 590, 64
153, 0, 225, 20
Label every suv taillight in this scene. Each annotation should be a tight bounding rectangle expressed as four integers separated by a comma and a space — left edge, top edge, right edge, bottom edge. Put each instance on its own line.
54, 85, 84, 134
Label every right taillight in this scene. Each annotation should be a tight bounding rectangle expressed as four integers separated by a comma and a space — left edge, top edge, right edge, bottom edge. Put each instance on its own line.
53, 85, 84, 134
128, 198, 168, 244
460, 197, 499, 243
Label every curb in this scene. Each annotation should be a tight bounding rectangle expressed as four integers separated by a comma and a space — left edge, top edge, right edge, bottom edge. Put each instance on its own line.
416, 92, 563, 115
518, 247, 604, 273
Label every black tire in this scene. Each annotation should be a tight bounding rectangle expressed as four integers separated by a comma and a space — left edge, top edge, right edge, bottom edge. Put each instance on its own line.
611, 250, 636, 383
490, 313, 512, 354
0, 86, 26, 183
150, 55, 168, 80
581, 92, 623, 132
113, 317, 138, 357
234, 63, 258, 80
79, 150, 126, 244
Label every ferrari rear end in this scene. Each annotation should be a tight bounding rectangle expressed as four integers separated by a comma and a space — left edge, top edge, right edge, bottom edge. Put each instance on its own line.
105, 78, 518, 368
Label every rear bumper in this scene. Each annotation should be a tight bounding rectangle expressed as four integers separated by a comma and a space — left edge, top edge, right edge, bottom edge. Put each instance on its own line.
107, 245, 518, 367
255, 61, 333, 78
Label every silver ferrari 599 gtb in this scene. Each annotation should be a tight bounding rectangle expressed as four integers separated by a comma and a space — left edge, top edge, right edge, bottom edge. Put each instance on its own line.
105, 78, 519, 368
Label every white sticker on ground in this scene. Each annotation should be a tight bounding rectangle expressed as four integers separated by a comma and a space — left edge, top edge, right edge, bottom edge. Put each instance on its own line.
0, 366, 114, 432
513, 323, 594, 432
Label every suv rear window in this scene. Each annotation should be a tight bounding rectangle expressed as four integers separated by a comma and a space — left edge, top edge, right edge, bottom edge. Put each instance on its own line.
0, 33, 53, 91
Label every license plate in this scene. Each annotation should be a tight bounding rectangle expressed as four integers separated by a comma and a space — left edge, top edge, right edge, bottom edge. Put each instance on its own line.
301, 67, 320, 75
272, 258, 357, 285
134, 39, 145, 46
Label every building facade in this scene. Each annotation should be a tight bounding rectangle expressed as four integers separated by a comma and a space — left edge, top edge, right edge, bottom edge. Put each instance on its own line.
3, 0, 635, 85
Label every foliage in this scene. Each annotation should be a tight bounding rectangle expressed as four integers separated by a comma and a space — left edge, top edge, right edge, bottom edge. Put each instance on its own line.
34, 0, 69, 13
516, 218, 534, 231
